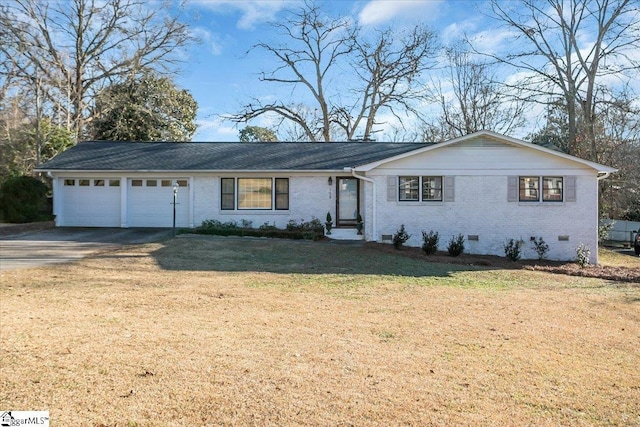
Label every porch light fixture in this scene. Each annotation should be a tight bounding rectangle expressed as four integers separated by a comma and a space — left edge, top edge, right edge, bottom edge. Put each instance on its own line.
328, 176, 333, 186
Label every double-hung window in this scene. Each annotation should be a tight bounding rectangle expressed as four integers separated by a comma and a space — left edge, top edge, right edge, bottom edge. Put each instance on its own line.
221, 178, 235, 210
399, 177, 419, 201
519, 176, 563, 202
542, 177, 563, 201
399, 176, 443, 202
422, 176, 443, 201
221, 178, 289, 210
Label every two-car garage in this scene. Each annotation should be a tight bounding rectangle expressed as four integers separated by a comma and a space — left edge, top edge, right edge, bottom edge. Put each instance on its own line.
57, 177, 190, 228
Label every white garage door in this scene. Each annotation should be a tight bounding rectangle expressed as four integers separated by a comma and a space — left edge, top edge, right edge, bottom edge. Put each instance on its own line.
128, 179, 190, 227
61, 178, 121, 227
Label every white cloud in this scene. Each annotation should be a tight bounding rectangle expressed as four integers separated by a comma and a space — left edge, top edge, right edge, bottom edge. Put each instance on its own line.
191, 27, 225, 55
441, 18, 480, 45
358, 0, 444, 26
193, 0, 294, 30
194, 117, 239, 141
466, 27, 516, 56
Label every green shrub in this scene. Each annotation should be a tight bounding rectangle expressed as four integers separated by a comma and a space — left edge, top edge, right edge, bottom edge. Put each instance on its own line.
200, 219, 238, 230
196, 218, 324, 241
421, 230, 439, 255
447, 234, 465, 257
504, 238, 522, 261
598, 219, 614, 243
531, 237, 549, 260
576, 243, 591, 268
286, 218, 323, 233
392, 224, 411, 249
0, 176, 52, 223
259, 222, 277, 230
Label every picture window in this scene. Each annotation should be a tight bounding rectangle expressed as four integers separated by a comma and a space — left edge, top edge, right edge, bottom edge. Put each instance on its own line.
221, 178, 289, 211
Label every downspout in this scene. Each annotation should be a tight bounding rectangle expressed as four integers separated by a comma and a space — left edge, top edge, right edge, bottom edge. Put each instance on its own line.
597, 172, 610, 181
351, 168, 376, 241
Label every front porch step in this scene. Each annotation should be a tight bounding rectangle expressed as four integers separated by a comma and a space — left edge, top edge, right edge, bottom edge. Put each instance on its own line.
326, 228, 364, 241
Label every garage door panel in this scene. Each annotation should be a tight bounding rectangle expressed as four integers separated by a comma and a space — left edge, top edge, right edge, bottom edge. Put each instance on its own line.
128, 179, 189, 227
61, 179, 121, 227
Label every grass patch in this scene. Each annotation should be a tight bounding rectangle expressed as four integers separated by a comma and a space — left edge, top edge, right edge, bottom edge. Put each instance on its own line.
1, 236, 638, 426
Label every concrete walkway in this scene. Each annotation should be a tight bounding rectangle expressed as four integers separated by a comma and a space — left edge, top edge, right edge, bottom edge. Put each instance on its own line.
0, 227, 172, 271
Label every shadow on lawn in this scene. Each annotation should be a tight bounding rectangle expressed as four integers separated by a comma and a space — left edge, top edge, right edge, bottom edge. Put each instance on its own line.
149, 235, 492, 278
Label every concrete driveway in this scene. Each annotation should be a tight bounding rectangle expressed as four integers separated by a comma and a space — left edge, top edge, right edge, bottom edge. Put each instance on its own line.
0, 227, 172, 271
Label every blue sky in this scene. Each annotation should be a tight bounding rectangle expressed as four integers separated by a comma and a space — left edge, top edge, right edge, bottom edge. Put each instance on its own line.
176, 0, 506, 142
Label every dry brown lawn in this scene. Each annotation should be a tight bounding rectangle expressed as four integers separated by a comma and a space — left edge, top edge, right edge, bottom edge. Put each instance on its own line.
1, 235, 639, 426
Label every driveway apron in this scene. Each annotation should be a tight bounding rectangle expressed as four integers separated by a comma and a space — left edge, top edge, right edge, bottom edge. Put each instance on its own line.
0, 228, 171, 271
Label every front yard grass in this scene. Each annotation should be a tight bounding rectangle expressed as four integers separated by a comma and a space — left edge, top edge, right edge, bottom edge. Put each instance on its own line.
1, 235, 638, 426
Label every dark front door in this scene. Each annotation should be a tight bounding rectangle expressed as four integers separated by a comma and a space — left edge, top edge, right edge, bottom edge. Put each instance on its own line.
336, 177, 359, 226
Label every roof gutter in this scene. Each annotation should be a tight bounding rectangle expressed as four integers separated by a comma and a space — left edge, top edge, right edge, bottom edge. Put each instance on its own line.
350, 168, 376, 241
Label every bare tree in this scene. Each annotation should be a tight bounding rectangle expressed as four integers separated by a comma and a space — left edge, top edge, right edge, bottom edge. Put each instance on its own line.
228, 1, 439, 142
428, 45, 527, 139
484, 0, 640, 160
229, 2, 355, 142
336, 25, 438, 141
0, 0, 193, 140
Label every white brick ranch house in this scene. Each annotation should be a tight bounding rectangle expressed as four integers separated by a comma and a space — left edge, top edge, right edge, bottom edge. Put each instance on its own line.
36, 131, 616, 263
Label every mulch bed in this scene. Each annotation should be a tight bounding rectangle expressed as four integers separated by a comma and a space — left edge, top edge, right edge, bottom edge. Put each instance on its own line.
364, 242, 640, 283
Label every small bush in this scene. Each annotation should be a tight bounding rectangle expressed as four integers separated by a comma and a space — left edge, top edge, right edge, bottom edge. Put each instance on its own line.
197, 218, 324, 241
392, 224, 411, 249
200, 219, 238, 230
598, 219, 614, 243
286, 218, 323, 233
0, 176, 52, 223
576, 243, 591, 268
504, 239, 522, 261
447, 234, 465, 257
531, 237, 549, 260
421, 230, 439, 255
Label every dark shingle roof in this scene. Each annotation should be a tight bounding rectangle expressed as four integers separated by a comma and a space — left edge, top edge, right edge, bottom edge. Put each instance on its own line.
37, 141, 432, 171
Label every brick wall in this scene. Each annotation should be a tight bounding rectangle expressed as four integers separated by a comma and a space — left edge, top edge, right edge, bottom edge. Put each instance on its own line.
192, 175, 332, 229
372, 174, 599, 263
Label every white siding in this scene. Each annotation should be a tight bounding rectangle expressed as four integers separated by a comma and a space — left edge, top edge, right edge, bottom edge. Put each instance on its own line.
378, 138, 590, 176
